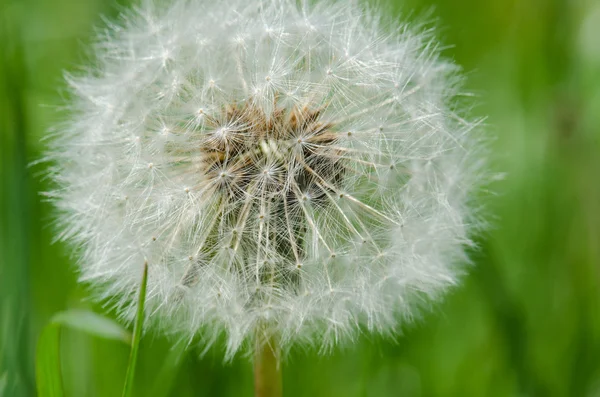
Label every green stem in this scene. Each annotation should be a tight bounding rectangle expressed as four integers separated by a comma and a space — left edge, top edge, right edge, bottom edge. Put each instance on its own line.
122, 261, 148, 397
253, 333, 282, 397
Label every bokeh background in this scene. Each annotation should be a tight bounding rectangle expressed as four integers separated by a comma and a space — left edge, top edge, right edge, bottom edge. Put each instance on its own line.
1, 0, 599, 396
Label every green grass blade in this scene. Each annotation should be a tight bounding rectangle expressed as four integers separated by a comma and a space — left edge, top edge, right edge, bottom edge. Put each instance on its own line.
0, 372, 8, 394
52, 310, 132, 344
122, 261, 149, 397
150, 343, 187, 397
35, 324, 64, 397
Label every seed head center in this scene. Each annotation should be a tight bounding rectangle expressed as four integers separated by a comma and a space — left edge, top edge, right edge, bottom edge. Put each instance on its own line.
196, 100, 343, 201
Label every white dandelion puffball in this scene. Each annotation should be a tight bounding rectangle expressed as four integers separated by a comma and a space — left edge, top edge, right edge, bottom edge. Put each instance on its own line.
48, 0, 485, 356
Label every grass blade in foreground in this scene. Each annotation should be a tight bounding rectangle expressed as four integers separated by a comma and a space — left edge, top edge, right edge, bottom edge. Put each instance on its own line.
36, 325, 64, 397
148, 343, 187, 397
35, 310, 131, 397
52, 310, 131, 344
122, 261, 148, 397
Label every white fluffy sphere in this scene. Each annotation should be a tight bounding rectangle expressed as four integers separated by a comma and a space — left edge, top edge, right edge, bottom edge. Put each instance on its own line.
48, 0, 485, 357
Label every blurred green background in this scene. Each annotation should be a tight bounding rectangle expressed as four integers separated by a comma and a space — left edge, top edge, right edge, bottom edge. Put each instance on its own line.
1, 0, 599, 395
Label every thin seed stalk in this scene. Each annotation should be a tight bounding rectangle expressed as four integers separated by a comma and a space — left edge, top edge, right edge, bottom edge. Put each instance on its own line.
253, 332, 282, 397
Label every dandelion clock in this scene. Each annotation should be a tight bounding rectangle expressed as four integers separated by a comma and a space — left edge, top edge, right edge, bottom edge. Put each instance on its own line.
46, 0, 486, 394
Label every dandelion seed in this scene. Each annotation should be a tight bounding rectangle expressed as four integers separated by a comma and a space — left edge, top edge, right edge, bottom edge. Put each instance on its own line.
47, 0, 487, 361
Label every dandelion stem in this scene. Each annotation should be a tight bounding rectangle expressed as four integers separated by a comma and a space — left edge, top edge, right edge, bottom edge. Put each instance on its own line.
253, 333, 282, 397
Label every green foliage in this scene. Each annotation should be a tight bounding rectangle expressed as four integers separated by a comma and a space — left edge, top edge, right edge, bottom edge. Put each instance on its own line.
36, 325, 63, 397
35, 310, 131, 397
1, 0, 599, 396
122, 263, 148, 397
51, 311, 131, 345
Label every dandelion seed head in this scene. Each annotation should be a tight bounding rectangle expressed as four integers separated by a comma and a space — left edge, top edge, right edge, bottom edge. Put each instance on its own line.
48, 0, 487, 357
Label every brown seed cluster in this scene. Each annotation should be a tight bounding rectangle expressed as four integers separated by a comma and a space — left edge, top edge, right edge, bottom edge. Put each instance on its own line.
198, 101, 345, 206
180, 100, 347, 291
